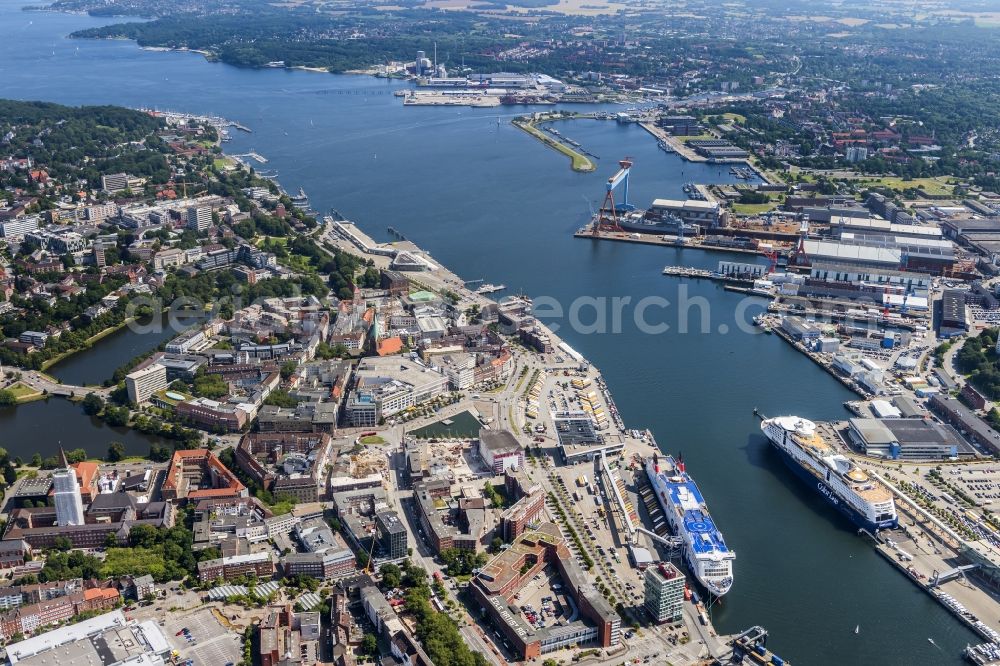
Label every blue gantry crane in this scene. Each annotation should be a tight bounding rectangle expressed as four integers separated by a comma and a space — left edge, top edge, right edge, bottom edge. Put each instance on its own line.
592, 158, 634, 234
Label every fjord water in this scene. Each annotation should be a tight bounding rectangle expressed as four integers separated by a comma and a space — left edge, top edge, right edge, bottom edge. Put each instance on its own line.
0, 1, 981, 661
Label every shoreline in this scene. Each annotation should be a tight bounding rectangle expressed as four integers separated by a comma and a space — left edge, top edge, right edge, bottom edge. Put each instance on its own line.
512, 118, 596, 172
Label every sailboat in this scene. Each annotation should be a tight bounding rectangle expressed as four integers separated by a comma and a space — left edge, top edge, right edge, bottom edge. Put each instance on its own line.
854, 625, 859, 635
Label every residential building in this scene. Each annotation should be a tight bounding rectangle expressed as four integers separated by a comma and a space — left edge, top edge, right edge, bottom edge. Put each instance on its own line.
187, 205, 212, 232
0, 216, 39, 238
197, 552, 273, 582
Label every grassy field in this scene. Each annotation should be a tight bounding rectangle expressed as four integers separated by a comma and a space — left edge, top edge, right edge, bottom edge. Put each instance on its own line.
513, 120, 595, 172
785, 168, 957, 197
719, 113, 746, 124
5, 382, 42, 402
360, 435, 386, 445
677, 133, 718, 142
732, 202, 780, 215
857, 176, 956, 196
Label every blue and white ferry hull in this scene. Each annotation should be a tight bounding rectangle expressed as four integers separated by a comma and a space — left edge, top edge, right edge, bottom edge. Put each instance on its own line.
761, 416, 898, 534
770, 440, 898, 533
645, 456, 735, 597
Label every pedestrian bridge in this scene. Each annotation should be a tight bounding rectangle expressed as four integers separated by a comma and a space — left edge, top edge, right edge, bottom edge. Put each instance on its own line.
930, 564, 979, 587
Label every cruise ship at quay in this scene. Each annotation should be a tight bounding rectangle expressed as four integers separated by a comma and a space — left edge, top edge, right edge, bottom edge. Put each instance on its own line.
761, 416, 898, 532
645, 455, 735, 597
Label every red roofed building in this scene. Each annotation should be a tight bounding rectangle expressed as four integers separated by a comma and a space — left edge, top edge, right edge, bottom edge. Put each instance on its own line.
377, 336, 403, 356
161, 450, 247, 502
70, 462, 99, 504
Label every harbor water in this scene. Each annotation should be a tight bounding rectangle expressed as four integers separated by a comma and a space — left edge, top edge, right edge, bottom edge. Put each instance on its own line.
0, 1, 982, 661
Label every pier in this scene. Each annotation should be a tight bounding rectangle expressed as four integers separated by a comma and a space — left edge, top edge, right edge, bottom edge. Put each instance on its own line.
662, 265, 758, 285
858, 472, 1000, 651
513, 117, 595, 172
574, 227, 771, 255
638, 121, 706, 162
234, 151, 269, 164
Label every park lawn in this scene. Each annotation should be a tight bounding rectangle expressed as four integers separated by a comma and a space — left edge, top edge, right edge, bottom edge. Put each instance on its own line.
280, 253, 316, 274
873, 176, 955, 196
100, 547, 173, 579
213, 158, 228, 169
5, 382, 41, 400
360, 435, 386, 445
677, 133, 718, 142
732, 202, 780, 215
720, 112, 746, 124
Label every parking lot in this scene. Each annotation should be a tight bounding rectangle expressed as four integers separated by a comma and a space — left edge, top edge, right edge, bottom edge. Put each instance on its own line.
163, 608, 242, 666
940, 465, 1000, 513
511, 567, 574, 631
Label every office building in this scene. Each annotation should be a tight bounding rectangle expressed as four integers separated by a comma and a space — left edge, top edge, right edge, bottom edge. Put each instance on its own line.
375, 510, 408, 560
161, 449, 247, 502
197, 552, 273, 582
644, 563, 685, 624
125, 363, 168, 405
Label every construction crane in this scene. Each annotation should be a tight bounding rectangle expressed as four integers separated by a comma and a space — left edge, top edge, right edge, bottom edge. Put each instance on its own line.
166, 181, 206, 198
592, 158, 634, 235
763, 248, 779, 274
363, 526, 378, 574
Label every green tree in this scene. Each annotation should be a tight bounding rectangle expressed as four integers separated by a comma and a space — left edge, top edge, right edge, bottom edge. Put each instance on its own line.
192, 372, 228, 399
0, 390, 15, 407
106, 441, 126, 463
380, 563, 401, 589
279, 360, 298, 380
361, 633, 378, 657
81, 392, 104, 416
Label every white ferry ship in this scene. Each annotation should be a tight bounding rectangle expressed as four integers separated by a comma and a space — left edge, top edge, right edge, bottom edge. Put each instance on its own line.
760, 416, 897, 532
645, 455, 734, 597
